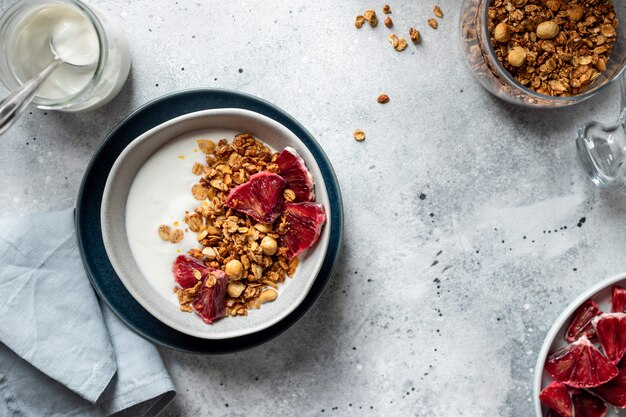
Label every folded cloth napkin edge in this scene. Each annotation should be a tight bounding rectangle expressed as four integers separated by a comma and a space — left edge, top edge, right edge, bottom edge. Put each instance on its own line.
103, 374, 176, 417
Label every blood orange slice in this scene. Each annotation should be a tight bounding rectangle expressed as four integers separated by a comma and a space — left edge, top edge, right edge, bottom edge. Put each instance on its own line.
612, 286, 626, 313
173, 255, 210, 289
565, 300, 602, 342
539, 381, 573, 417
225, 172, 286, 224
545, 336, 618, 388
593, 313, 626, 364
191, 269, 228, 324
591, 360, 626, 408
276, 146, 315, 202
572, 390, 608, 417
279, 202, 326, 259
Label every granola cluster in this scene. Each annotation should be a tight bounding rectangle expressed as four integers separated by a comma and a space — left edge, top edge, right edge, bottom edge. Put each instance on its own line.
488, 0, 619, 96
163, 134, 298, 317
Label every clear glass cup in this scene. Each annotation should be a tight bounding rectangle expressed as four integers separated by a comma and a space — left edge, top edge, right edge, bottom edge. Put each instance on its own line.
460, 0, 626, 108
576, 74, 626, 187
0, 0, 131, 112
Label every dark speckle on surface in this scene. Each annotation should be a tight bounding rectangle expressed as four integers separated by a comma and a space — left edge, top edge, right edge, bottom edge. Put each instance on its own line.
238, 68, 243, 73
577, 217, 586, 227
419, 193, 427, 200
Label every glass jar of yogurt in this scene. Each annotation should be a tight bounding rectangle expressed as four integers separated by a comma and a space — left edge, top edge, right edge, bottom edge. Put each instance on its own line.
0, 0, 131, 112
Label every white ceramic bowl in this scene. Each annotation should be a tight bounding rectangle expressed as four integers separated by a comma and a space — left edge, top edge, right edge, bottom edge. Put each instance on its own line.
534, 272, 626, 417
101, 108, 331, 339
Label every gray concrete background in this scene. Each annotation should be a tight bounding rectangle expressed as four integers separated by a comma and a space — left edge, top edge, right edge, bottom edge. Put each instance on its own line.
1, 0, 625, 416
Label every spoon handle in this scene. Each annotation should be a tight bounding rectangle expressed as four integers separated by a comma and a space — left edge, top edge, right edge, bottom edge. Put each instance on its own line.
0, 58, 62, 136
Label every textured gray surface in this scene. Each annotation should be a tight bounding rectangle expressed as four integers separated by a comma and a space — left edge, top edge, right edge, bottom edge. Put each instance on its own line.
1, 0, 625, 416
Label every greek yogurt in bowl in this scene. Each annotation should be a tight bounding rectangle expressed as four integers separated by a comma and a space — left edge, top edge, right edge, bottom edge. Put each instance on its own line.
101, 108, 331, 339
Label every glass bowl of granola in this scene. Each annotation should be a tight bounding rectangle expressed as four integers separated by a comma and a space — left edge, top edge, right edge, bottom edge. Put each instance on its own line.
100, 108, 331, 339
460, 0, 626, 107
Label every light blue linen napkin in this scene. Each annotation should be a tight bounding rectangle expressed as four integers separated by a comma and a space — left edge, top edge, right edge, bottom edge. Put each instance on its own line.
0, 209, 176, 416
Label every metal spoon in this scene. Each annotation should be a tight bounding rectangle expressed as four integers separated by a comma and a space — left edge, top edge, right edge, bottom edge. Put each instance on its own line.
0, 35, 96, 136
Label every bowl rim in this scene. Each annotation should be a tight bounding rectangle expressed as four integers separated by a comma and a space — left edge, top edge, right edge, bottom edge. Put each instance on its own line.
533, 271, 626, 417
100, 107, 331, 339
76, 88, 343, 353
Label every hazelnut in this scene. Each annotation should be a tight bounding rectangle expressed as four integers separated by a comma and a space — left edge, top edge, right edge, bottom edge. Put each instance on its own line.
227, 282, 245, 298
567, 4, 584, 22
493, 23, 510, 43
384, 17, 393, 28
258, 289, 278, 304
536, 21, 559, 40
225, 259, 243, 280
507, 46, 526, 67
260, 236, 278, 256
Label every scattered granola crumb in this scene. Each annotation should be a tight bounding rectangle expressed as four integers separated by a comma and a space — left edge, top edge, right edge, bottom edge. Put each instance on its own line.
159, 224, 184, 244
428, 18, 438, 29
409, 27, 421, 43
364, 9, 378, 27
384, 16, 393, 28
353, 130, 366, 142
383, 4, 391, 14
196, 139, 216, 154
377, 94, 390, 104
159, 225, 171, 241
388, 33, 399, 48
192, 162, 204, 175
388, 34, 407, 51
433, 5, 443, 18
355, 15, 365, 29
170, 229, 183, 243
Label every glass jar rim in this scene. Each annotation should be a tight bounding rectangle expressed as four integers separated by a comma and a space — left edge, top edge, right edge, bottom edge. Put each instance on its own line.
480, 2, 626, 103
0, 0, 108, 110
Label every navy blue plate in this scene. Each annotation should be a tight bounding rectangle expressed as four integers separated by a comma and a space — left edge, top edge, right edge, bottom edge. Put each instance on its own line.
76, 89, 343, 353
